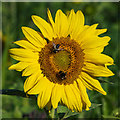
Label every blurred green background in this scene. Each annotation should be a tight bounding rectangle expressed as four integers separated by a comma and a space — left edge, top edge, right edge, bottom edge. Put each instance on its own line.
1, 2, 119, 119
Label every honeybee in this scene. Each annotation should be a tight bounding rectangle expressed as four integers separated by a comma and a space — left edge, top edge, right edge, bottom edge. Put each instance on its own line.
52, 42, 63, 53
57, 71, 67, 80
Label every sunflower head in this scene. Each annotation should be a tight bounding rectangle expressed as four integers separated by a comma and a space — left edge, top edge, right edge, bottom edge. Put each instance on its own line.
39, 36, 84, 85
9, 9, 114, 112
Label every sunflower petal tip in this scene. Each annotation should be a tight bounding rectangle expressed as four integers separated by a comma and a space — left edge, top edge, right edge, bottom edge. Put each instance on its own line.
31, 15, 35, 18
13, 40, 19, 45
72, 110, 74, 112
47, 8, 50, 11
77, 10, 83, 13
21, 26, 25, 30
71, 9, 74, 11
104, 28, 107, 32
53, 105, 58, 109
113, 63, 115, 65
13, 41, 16, 44
112, 72, 115, 76
85, 107, 90, 111
8, 66, 12, 70
70, 9, 75, 14
57, 9, 62, 13
21, 26, 28, 32
103, 91, 107, 95
31, 15, 38, 20
95, 23, 99, 28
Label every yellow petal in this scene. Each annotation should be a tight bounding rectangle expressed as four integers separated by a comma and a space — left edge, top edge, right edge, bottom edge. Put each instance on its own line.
47, 8, 55, 28
85, 53, 114, 66
76, 24, 108, 46
51, 84, 63, 108
83, 45, 105, 54
14, 40, 41, 51
75, 24, 98, 43
79, 76, 93, 91
8, 62, 30, 71
82, 62, 114, 77
70, 10, 85, 40
95, 28, 107, 35
9, 48, 32, 57
61, 86, 69, 108
86, 23, 99, 35
24, 72, 41, 92
10, 54, 38, 62
81, 36, 110, 49
32, 15, 55, 41
80, 72, 107, 95
22, 63, 40, 76
72, 25, 89, 44
38, 82, 54, 108
54, 9, 69, 38
9, 48, 39, 62
68, 9, 76, 34
62, 84, 82, 112
22, 27, 46, 47
70, 82, 83, 112
64, 85, 74, 111
76, 79, 91, 108
83, 24, 107, 36
9, 48, 39, 58
27, 77, 51, 94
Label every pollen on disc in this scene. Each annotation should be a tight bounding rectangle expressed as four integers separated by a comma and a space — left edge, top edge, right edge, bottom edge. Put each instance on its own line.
53, 50, 71, 71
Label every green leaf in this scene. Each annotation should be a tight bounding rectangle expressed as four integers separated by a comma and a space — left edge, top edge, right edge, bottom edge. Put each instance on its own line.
90, 103, 102, 110
98, 78, 120, 86
57, 105, 69, 113
57, 105, 79, 119
98, 78, 114, 85
63, 111, 79, 119
57, 103, 102, 119
102, 115, 120, 119
112, 108, 120, 118
0, 89, 36, 99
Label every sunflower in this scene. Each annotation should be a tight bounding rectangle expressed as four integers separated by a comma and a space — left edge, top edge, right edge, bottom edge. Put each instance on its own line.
9, 9, 114, 112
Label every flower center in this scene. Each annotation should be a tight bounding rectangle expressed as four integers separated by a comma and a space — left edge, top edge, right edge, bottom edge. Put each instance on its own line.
53, 50, 71, 71
39, 37, 84, 85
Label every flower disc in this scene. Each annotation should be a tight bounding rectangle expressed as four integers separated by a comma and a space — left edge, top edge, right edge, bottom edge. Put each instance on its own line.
53, 50, 70, 71
39, 37, 84, 85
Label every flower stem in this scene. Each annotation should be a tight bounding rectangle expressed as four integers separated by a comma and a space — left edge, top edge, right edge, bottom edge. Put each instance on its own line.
51, 108, 55, 119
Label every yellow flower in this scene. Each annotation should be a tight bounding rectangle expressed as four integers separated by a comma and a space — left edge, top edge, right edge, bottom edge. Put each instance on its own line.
9, 9, 114, 112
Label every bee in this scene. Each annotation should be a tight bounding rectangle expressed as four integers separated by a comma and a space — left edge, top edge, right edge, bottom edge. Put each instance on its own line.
57, 71, 67, 80
52, 42, 63, 53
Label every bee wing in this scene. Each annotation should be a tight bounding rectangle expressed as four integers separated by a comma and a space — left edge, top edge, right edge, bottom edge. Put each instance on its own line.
58, 48, 64, 51
52, 42, 56, 48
